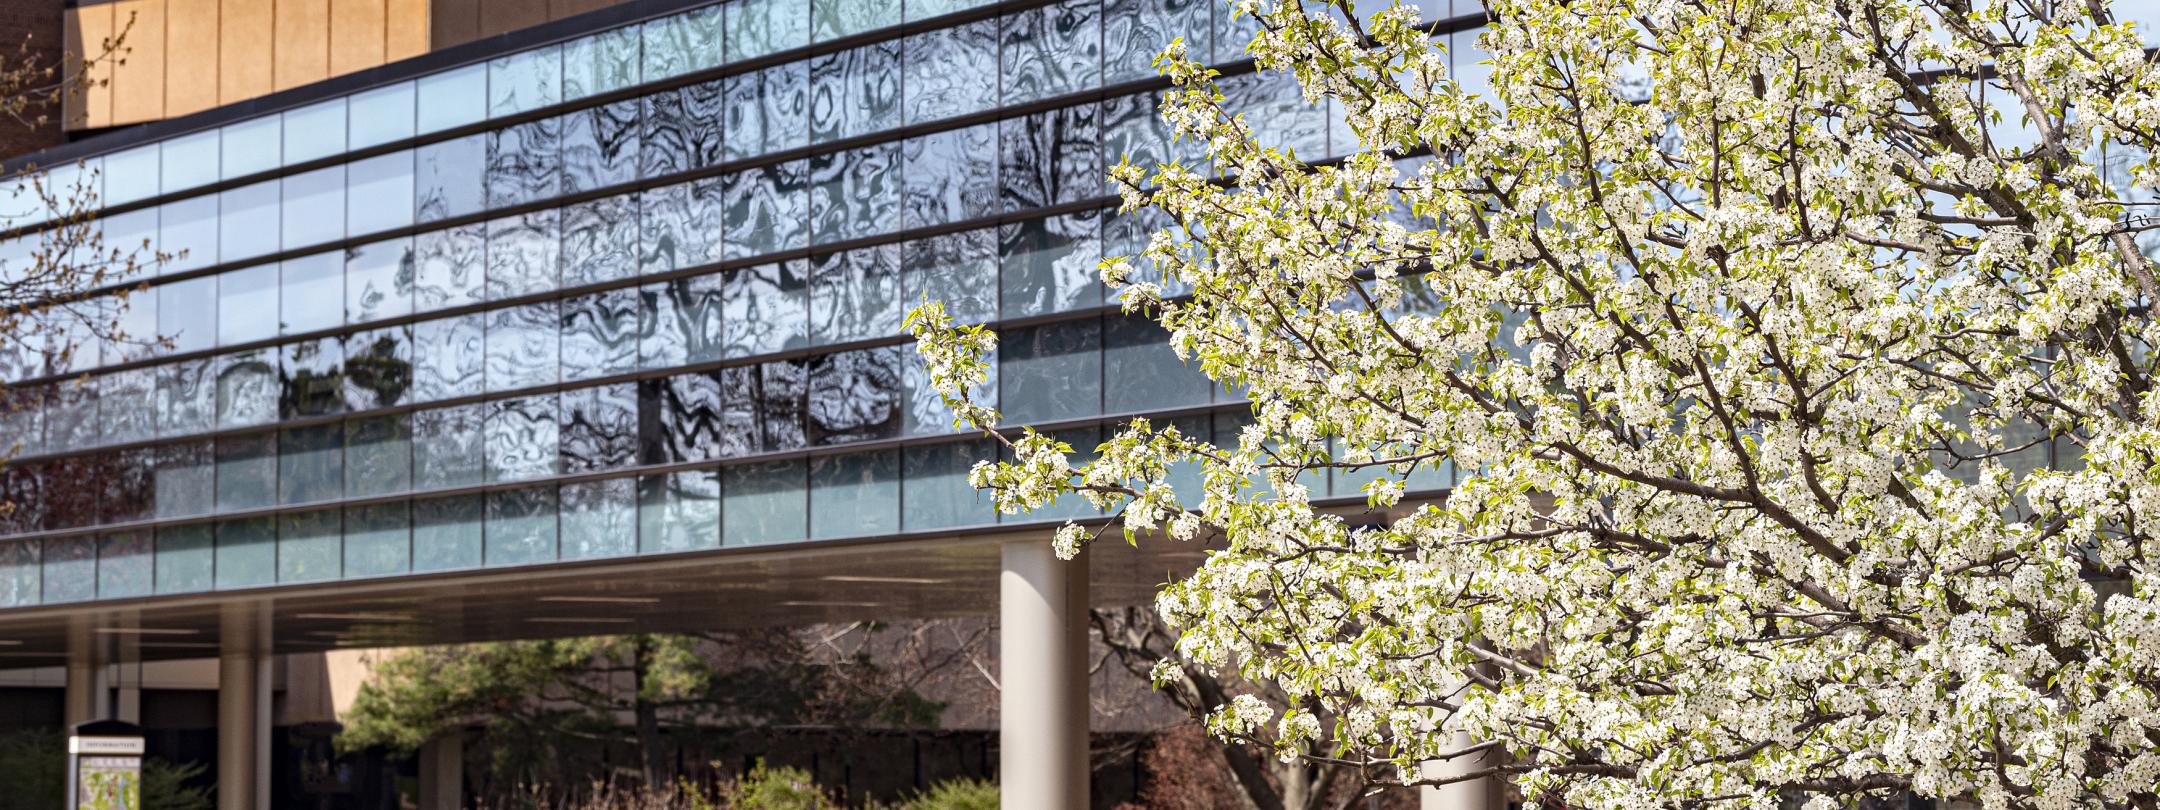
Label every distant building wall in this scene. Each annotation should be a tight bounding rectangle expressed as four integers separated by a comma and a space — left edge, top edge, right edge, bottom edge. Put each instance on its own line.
0, 0, 66, 160
59, 0, 645, 134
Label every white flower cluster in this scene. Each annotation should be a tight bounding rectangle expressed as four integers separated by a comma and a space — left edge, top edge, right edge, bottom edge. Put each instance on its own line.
911, 0, 2160, 805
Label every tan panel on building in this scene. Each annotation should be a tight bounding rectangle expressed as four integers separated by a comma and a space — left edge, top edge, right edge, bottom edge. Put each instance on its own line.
63, 3, 115, 130
553, 0, 618, 18
218, 0, 274, 104
164, 0, 221, 118
478, 0, 549, 40
110, 0, 170, 124
329, 0, 386, 75
385, 0, 430, 61
428, 0, 479, 50
274, 0, 332, 91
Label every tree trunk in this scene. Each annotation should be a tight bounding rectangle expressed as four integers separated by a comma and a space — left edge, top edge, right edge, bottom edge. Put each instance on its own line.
632, 639, 668, 787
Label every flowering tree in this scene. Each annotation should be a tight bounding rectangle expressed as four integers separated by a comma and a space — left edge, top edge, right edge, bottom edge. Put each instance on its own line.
911, 0, 2160, 806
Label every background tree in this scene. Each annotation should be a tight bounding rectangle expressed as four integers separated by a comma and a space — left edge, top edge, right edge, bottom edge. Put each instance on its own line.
910, 0, 2160, 806
1093, 606, 1362, 810
0, 14, 154, 453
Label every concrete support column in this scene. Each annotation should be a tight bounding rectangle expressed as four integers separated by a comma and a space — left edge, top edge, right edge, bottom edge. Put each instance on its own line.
419, 733, 465, 810
1421, 730, 1504, 810
999, 540, 1089, 810
63, 658, 107, 727
219, 606, 269, 810
217, 650, 262, 810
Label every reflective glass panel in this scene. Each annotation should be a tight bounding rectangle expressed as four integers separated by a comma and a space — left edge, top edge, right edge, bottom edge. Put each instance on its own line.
562, 288, 641, 382
484, 210, 561, 300
722, 161, 809, 260
565, 26, 643, 99
561, 478, 636, 560
485, 302, 560, 392
639, 179, 724, 274
562, 193, 641, 287
416, 133, 487, 223
723, 63, 809, 160
728, 0, 809, 61
641, 275, 727, 367
161, 130, 220, 193
41, 535, 94, 603
413, 403, 485, 489
218, 264, 279, 346
345, 502, 410, 578
103, 145, 159, 206
559, 382, 638, 473
721, 260, 808, 357
642, 5, 726, 80
1105, 315, 1208, 412
904, 19, 998, 124
280, 336, 346, 419
417, 64, 488, 134
1002, 0, 1102, 104
564, 99, 641, 193
489, 45, 562, 117
1000, 317, 1102, 423
642, 78, 726, 175
813, 0, 898, 40
638, 372, 726, 464
722, 459, 805, 545
278, 509, 341, 583
485, 393, 560, 482
639, 469, 720, 552
412, 494, 483, 571
214, 431, 278, 512
283, 99, 347, 165
350, 81, 417, 149
414, 223, 486, 310
221, 116, 282, 180
219, 180, 281, 261
97, 531, 153, 599
280, 422, 344, 505
486, 118, 563, 210
214, 520, 278, 591
810, 40, 901, 143
412, 313, 485, 402
901, 439, 999, 529
1104, 0, 1212, 84
281, 252, 345, 336
808, 345, 903, 445
0, 540, 34, 607
486, 486, 558, 566
902, 229, 997, 326
157, 358, 216, 437
810, 243, 901, 344
346, 237, 416, 324
347, 150, 416, 236
901, 124, 998, 230
808, 449, 897, 539
808, 142, 898, 244
154, 524, 213, 594
153, 440, 214, 519
158, 275, 216, 355
345, 413, 412, 497
1001, 210, 1102, 317
1000, 105, 1101, 211
215, 349, 279, 429
344, 324, 414, 409
158, 196, 218, 273
282, 166, 346, 249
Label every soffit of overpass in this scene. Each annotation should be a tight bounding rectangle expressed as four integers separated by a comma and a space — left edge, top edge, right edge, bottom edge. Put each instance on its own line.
0, 528, 1217, 666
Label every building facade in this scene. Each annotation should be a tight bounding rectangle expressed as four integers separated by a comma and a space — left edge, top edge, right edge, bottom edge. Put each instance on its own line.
0, 0, 1480, 807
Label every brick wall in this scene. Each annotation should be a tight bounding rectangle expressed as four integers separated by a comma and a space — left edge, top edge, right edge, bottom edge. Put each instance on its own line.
0, 0, 65, 163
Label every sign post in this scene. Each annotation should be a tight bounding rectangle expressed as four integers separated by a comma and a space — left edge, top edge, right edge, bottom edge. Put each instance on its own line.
66, 720, 144, 810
